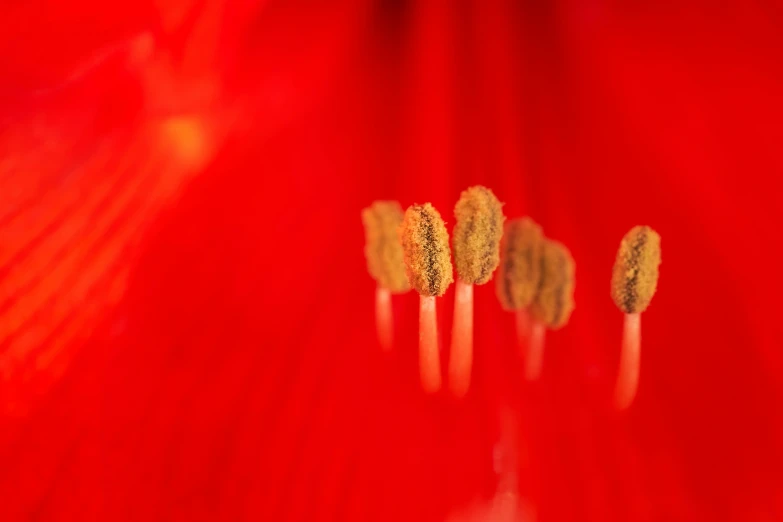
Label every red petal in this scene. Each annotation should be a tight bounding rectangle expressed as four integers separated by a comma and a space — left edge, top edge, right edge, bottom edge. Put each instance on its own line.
2, 1, 783, 521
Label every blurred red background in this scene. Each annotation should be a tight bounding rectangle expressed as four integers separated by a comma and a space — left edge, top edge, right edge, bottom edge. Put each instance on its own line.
1, 0, 782, 521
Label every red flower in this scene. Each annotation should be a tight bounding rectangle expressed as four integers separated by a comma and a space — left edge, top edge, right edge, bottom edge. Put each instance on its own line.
1, 1, 782, 521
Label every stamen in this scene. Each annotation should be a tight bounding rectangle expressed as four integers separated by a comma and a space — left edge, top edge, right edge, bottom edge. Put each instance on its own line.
611, 225, 661, 409
528, 239, 576, 380
496, 217, 544, 361
452, 186, 505, 285
400, 203, 454, 297
401, 203, 454, 392
362, 201, 410, 349
450, 186, 504, 397
610, 226, 661, 315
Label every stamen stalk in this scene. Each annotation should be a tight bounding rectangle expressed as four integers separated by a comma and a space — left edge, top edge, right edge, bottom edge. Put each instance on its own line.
419, 295, 442, 393
449, 279, 474, 397
615, 312, 641, 410
515, 308, 531, 353
525, 320, 546, 381
375, 285, 393, 351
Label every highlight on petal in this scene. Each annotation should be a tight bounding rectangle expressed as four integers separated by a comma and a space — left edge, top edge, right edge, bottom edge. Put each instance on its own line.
159, 115, 212, 173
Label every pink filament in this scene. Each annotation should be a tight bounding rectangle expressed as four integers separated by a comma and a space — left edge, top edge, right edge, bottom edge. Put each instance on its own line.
615, 312, 642, 410
375, 285, 393, 351
449, 279, 474, 397
419, 295, 442, 393
515, 308, 531, 354
525, 321, 546, 381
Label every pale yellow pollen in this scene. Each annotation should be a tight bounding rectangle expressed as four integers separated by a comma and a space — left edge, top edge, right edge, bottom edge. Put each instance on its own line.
400, 203, 454, 297
529, 239, 576, 329
611, 225, 662, 314
452, 186, 505, 285
496, 217, 544, 311
361, 201, 410, 293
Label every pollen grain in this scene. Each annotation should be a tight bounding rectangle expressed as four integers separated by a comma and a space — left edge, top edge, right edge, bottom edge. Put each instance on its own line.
496, 217, 544, 311
452, 186, 505, 285
530, 239, 576, 329
400, 203, 454, 297
361, 201, 410, 293
611, 225, 661, 314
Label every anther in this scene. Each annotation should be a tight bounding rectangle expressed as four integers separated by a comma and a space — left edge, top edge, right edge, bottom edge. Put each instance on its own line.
611, 225, 661, 410
362, 201, 410, 350
495, 217, 544, 368
449, 186, 504, 397
400, 203, 454, 393
528, 239, 576, 380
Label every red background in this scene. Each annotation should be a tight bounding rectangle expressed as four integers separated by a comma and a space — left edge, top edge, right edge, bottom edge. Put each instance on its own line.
1, 1, 782, 521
